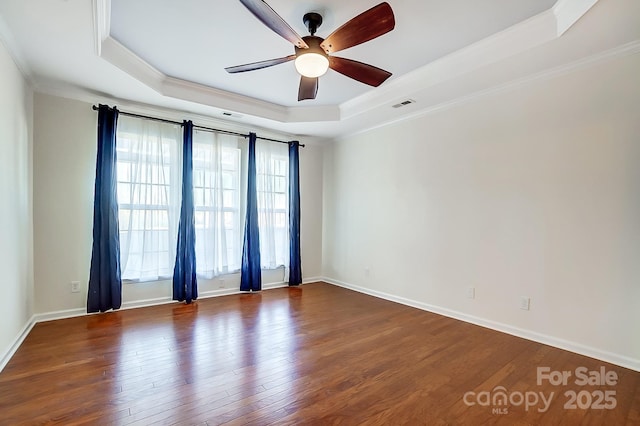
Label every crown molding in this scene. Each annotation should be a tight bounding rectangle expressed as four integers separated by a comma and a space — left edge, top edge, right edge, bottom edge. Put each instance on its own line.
342, 40, 640, 141
34, 80, 321, 145
341, 0, 600, 121
341, 7, 557, 121
92, 0, 110, 56
100, 36, 164, 91
99, 34, 341, 123
162, 74, 289, 121
94, 0, 600, 126
163, 73, 340, 123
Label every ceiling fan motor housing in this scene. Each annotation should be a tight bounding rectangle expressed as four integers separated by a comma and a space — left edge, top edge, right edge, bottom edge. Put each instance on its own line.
295, 35, 328, 59
229, 1, 396, 100
303, 12, 323, 35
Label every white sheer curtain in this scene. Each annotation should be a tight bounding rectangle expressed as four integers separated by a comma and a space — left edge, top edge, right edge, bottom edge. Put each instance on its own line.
116, 116, 182, 281
192, 130, 243, 278
256, 140, 289, 269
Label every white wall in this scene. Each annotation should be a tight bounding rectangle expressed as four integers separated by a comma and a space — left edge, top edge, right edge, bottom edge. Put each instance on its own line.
323, 53, 640, 369
33, 93, 324, 314
0, 40, 33, 366
33, 94, 97, 313
299, 142, 324, 281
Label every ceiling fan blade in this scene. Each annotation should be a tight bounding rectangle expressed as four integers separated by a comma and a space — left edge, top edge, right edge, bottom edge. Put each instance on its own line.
239, 0, 309, 49
225, 55, 295, 73
329, 56, 391, 87
320, 2, 395, 54
298, 76, 318, 101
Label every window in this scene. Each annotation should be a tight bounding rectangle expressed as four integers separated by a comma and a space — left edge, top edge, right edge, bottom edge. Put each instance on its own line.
192, 130, 243, 278
256, 141, 289, 269
114, 116, 292, 282
116, 116, 182, 281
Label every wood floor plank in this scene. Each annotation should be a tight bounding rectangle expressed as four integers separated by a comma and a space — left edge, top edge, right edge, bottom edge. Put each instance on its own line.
0, 282, 636, 425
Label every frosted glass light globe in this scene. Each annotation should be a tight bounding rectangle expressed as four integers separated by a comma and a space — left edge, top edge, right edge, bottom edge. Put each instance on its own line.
294, 53, 329, 78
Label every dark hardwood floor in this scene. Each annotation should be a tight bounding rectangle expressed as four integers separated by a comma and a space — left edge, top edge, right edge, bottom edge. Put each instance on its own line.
0, 282, 637, 425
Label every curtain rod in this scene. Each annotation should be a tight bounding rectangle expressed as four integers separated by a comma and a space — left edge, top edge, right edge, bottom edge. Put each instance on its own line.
91, 105, 304, 147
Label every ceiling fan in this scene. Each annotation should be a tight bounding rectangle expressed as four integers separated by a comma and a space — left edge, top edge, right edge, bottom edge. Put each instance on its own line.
225, 1, 396, 101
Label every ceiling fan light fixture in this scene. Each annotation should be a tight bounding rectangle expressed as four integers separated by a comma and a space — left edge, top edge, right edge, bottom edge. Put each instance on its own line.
230, 1, 396, 100
294, 52, 329, 78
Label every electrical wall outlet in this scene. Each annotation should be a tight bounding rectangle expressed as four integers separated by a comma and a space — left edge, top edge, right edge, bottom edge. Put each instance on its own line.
520, 297, 530, 310
466, 287, 475, 299
364, 267, 370, 278
71, 281, 81, 293
219, 279, 225, 288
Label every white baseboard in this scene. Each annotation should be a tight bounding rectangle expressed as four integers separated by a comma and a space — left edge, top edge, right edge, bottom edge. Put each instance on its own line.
0, 315, 37, 373
34, 307, 87, 322
199, 281, 287, 298
0, 278, 321, 372
1, 308, 93, 372
322, 277, 640, 372
198, 278, 318, 298
36, 278, 319, 319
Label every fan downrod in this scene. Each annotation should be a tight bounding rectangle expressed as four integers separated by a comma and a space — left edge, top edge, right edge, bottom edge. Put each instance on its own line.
303, 12, 323, 36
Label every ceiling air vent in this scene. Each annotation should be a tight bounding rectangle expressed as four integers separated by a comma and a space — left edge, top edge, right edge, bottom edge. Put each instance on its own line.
392, 99, 416, 108
222, 111, 243, 118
